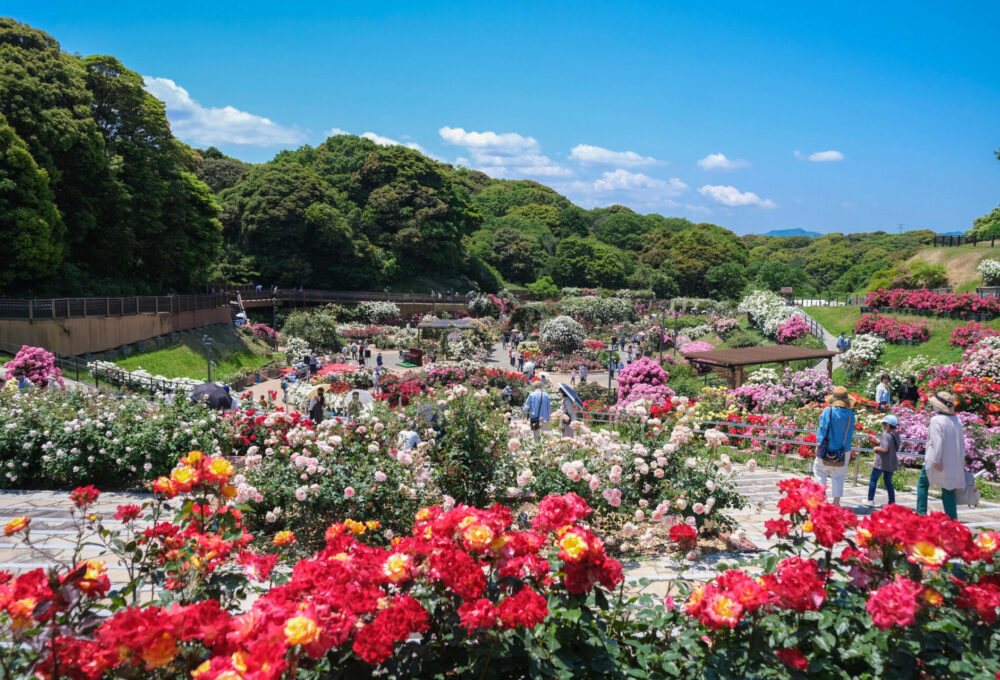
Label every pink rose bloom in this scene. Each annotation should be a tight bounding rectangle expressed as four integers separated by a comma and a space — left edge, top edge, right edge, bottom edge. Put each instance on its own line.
692, 503, 706, 514
344, 487, 356, 498
374, 471, 387, 482
588, 477, 600, 491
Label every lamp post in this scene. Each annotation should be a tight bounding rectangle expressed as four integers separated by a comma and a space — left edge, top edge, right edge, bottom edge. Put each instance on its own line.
671, 301, 679, 359
202, 335, 213, 382
271, 297, 278, 350
607, 343, 614, 391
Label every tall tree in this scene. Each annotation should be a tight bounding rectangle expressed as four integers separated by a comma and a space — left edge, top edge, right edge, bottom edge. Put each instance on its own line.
0, 113, 64, 286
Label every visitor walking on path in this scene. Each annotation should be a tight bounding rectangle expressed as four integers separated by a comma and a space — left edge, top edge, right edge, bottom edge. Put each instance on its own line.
866, 415, 900, 506
521, 384, 551, 443
570, 368, 578, 386
917, 391, 967, 520
579, 364, 588, 383
559, 385, 578, 438
814, 386, 855, 507
517, 353, 525, 372
308, 387, 326, 424
376, 352, 383, 368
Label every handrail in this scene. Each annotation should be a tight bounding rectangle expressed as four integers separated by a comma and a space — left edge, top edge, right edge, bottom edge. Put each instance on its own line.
0, 294, 229, 320
688, 419, 926, 444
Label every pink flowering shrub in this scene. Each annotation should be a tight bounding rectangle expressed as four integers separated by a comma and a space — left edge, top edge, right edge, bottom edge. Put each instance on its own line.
775, 316, 810, 343
950, 321, 1000, 348
3, 345, 63, 387
616, 356, 669, 401
680, 341, 715, 353
616, 382, 676, 409
248, 323, 279, 343
853, 314, 929, 344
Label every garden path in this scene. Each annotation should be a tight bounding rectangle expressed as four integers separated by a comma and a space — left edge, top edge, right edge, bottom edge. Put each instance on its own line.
6, 465, 1000, 596
800, 307, 844, 372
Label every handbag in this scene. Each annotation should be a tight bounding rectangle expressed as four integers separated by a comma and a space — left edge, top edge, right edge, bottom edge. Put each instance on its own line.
954, 471, 981, 507
819, 415, 852, 467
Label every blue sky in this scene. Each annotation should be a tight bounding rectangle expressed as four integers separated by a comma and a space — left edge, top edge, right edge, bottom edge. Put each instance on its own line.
8, 1, 999, 234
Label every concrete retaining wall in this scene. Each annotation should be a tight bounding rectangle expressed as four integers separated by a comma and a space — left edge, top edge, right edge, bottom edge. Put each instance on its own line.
0, 307, 230, 355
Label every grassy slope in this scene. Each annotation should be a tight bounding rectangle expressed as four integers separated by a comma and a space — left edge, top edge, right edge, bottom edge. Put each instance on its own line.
115, 325, 276, 381
908, 243, 998, 293
805, 306, 1000, 389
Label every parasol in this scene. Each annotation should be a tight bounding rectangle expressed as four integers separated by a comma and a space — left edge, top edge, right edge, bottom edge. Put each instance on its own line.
558, 383, 584, 408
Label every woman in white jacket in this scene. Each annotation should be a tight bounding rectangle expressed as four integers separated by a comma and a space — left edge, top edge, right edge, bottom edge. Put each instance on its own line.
916, 391, 966, 519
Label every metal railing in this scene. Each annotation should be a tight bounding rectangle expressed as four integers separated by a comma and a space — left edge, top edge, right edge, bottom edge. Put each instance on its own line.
218, 286, 473, 305
0, 294, 229, 320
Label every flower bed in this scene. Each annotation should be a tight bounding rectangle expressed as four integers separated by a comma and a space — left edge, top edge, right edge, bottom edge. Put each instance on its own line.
4, 467, 997, 677
866, 288, 1000, 317
853, 313, 930, 344
951, 320, 1000, 348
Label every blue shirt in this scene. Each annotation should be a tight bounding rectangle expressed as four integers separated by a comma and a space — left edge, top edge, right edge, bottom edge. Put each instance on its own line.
521, 390, 551, 422
817, 406, 855, 453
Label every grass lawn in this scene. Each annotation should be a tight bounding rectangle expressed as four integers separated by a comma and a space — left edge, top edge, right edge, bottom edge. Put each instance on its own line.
116, 325, 277, 382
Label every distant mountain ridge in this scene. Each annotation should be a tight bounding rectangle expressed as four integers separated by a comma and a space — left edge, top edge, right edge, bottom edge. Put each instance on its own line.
760, 228, 823, 238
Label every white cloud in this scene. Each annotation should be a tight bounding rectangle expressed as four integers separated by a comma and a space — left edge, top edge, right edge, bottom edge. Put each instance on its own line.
569, 144, 657, 166
556, 170, 689, 210
324, 127, 350, 137
697, 153, 749, 170
794, 149, 845, 162
143, 76, 305, 146
591, 169, 687, 194
439, 126, 537, 151
699, 184, 776, 208
439, 125, 570, 177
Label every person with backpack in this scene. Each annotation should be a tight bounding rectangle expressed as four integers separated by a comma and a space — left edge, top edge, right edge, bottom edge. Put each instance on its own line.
866, 415, 900, 507
814, 386, 855, 507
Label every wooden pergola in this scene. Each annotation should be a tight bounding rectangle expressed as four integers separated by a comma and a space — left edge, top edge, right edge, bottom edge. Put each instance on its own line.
681, 346, 839, 388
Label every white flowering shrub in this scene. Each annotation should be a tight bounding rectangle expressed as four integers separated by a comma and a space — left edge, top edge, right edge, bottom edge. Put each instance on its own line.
467, 293, 499, 317
283, 336, 310, 363
539, 315, 586, 353
560, 296, 635, 325
746, 367, 780, 385
355, 301, 401, 324
978, 259, 1000, 286
841, 334, 886, 381
738, 290, 798, 338
88, 361, 201, 393
445, 333, 479, 360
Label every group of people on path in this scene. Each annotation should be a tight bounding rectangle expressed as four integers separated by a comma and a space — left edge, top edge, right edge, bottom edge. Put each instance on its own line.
519, 382, 579, 442
0, 370, 61, 393
814, 386, 970, 520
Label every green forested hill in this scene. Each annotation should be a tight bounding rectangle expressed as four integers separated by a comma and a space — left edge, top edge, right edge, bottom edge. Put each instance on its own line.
0, 19, 221, 295
1, 17, 992, 299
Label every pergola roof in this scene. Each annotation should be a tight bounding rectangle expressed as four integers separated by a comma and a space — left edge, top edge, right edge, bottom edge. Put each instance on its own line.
681, 345, 838, 367
417, 318, 476, 329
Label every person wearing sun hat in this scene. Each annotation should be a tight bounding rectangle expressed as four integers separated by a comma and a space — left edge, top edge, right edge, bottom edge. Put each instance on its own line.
917, 391, 967, 519
813, 386, 856, 506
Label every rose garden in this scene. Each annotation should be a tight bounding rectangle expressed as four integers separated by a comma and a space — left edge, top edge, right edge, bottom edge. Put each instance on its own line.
1, 286, 1000, 679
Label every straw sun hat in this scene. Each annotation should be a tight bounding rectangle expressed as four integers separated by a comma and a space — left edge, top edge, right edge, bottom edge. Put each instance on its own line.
824, 386, 856, 409
927, 391, 956, 415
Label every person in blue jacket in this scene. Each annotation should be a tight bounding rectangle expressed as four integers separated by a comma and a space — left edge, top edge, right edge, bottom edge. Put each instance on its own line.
814, 386, 856, 507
